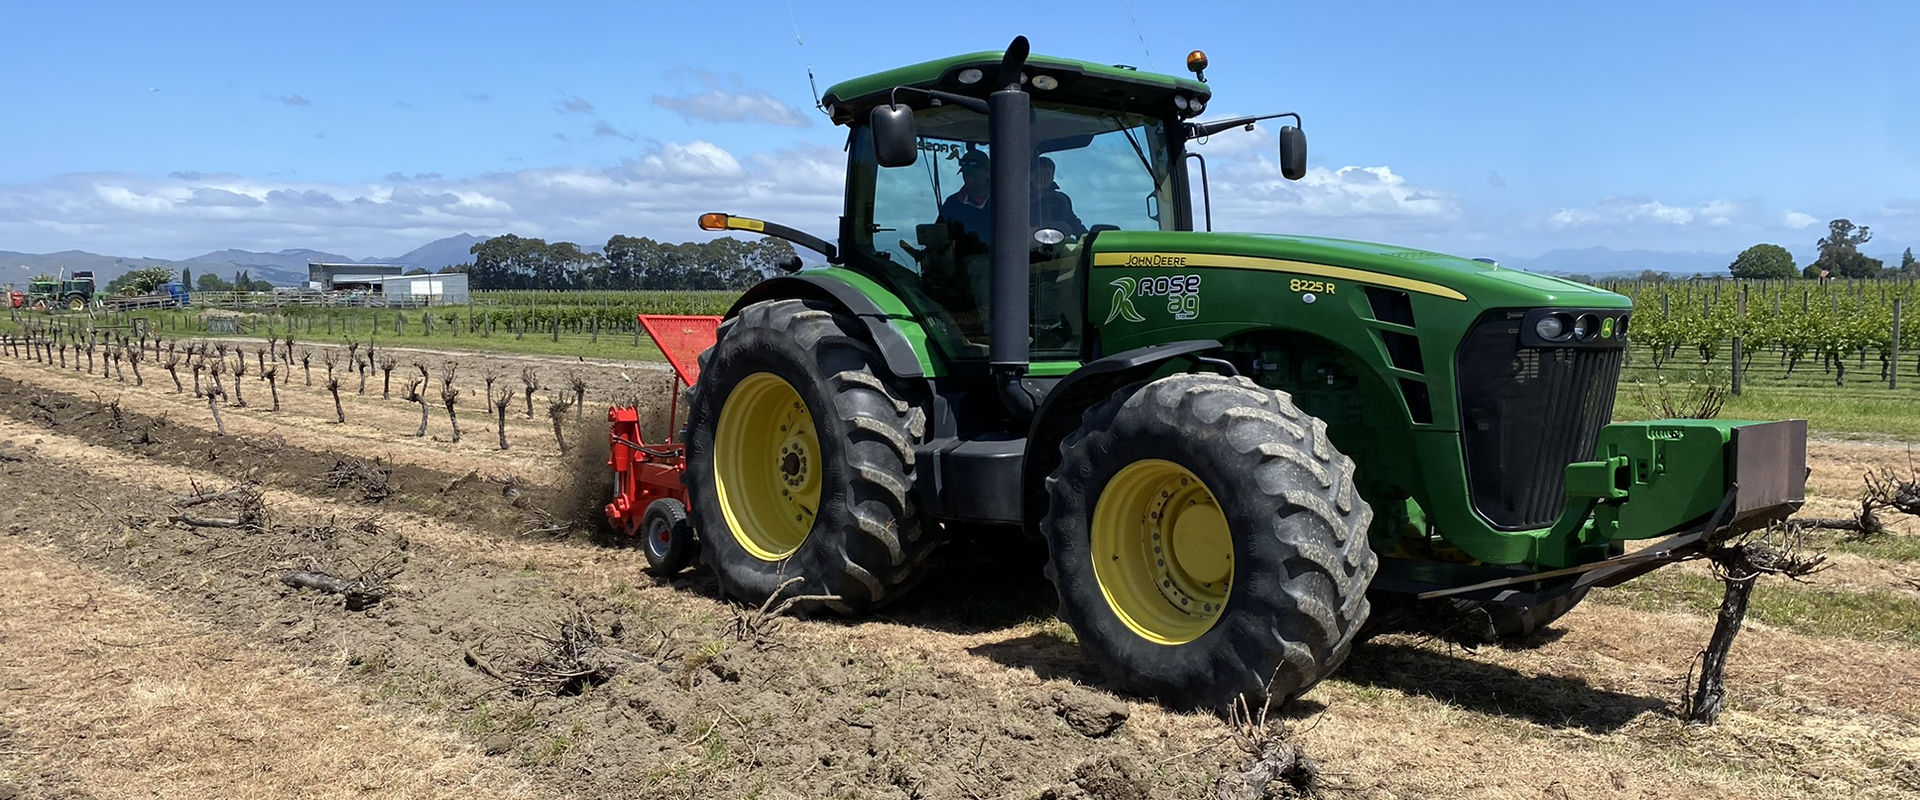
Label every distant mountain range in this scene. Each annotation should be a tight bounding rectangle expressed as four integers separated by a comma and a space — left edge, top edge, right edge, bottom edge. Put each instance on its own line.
0, 233, 491, 287
2, 236, 1912, 287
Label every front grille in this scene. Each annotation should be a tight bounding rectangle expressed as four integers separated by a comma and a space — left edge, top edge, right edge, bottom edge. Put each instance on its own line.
1456, 312, 1623, 530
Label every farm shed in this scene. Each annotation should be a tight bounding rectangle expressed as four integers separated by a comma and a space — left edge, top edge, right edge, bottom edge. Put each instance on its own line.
377, 273, 469, 305
307, 262, 405, 291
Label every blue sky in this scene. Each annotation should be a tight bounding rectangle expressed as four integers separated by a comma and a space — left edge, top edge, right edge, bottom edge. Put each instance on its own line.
3, 0, 1915, 261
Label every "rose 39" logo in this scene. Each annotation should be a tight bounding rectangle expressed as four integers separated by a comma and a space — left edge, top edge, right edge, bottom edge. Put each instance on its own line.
1105, 274, 1202, 324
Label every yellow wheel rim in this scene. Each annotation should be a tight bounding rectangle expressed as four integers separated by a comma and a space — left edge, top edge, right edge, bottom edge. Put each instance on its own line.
1092, 459, 1233, 645
714, 373, 821, 561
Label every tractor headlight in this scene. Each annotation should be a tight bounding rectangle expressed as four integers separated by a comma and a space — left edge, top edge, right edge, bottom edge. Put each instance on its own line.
1031, 74, 1059, 91
1535, 314, 1568, 341
956, 68, 984, 85
1572, 313, 1600, 341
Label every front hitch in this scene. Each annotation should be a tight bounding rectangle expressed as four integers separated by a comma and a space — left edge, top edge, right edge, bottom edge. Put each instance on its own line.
1419, 418, 1807, 602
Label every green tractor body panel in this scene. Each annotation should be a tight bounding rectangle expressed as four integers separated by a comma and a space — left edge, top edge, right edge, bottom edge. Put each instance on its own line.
1080, 230, 1644, 566
784, 267, 941, 376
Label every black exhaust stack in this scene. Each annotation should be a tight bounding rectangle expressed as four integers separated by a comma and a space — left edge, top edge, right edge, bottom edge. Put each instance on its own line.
988, 36, 1036, 419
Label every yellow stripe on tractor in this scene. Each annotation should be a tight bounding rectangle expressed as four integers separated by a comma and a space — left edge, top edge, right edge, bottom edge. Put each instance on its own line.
1093, 252, 1469, 301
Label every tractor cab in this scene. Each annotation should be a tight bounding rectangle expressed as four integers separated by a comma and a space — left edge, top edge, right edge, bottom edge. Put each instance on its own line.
842, 86, 1183, 362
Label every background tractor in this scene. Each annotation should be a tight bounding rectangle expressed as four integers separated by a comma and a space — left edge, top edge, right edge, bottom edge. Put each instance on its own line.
25, 271, 96, 311
637, 38, 1805, 710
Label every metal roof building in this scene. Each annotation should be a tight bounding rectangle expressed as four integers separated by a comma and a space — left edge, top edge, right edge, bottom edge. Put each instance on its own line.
308, 262, 405, 290
374, 273, 469, 305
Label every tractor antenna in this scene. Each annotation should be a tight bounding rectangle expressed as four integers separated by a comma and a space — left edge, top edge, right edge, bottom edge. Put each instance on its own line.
784, 0, 829, 115
1119, 0, 1160, 72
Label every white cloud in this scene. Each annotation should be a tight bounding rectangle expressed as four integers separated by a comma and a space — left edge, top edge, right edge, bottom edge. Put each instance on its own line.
1200, 161, 1463, 241
650, 71, 813, 128
0, 141, 845, 259
592, 120, 635, 141
1179, 122, 1460, 241
1783, 210, 1818, 229
1547, 195, 1753, 229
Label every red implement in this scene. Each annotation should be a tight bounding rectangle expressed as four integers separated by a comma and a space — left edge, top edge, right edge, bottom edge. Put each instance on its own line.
639, 314, 722, 387
604, 315, 722, 567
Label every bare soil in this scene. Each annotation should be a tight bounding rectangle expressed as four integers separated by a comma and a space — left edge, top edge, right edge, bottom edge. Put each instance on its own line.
2, 348, 1918, 799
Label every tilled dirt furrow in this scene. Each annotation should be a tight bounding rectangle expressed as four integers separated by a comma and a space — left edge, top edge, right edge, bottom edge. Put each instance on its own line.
6, 406, 1919, 796
0, 536, 546, 800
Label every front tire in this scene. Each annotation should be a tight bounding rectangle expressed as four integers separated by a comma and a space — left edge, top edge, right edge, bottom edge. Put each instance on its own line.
685, 299, 933, 613
1041, 373, 1377, 710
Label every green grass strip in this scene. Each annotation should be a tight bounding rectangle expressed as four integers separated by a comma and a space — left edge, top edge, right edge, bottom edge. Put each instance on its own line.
1597, 568, 1920, 648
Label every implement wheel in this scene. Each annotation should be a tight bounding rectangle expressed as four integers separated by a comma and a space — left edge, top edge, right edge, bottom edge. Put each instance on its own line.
640, 497, 697, 577
1042, 373, 1377, 710
684, 299, 932, 613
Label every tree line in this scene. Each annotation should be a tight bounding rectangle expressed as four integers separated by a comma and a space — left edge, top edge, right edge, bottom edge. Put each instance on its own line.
1728, 218, 1916, 280
463, 234, 798, 291
97, 266, 275, 296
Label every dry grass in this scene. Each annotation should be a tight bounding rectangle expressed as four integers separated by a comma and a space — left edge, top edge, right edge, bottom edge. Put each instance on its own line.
0, 537, 545, 800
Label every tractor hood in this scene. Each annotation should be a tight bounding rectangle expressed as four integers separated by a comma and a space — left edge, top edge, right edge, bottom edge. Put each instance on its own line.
1088, 231, 1628, 310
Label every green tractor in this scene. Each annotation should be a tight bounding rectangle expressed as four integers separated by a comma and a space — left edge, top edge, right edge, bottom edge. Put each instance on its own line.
681, 38, 1806, 710
26, 271, 96, 312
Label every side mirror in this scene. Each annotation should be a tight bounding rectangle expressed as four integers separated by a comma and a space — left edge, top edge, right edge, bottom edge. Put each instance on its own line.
1278, 125, 1307, 181
871, 103, 918, 168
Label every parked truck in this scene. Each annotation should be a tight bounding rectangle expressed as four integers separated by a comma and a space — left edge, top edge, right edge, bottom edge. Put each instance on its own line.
104, 282, 192, 310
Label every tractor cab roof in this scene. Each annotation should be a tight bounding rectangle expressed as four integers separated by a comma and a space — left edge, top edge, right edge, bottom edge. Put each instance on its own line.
821, 50, 1210, 127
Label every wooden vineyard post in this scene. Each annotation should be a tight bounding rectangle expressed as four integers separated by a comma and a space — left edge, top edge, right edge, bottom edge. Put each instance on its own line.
1731, 289, 1746, 396
1894, 299, 1904, 390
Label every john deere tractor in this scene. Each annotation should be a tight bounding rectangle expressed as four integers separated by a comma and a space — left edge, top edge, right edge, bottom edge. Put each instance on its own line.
682, 38, 1805, 709
26, 271, 95, 312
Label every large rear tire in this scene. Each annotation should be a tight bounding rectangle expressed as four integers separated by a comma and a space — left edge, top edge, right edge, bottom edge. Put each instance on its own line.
685, 299, 933, 613
1041, 373, 1377, 710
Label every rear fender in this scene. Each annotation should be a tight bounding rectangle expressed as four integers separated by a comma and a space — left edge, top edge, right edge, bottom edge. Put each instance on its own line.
729, 275, 927, 379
